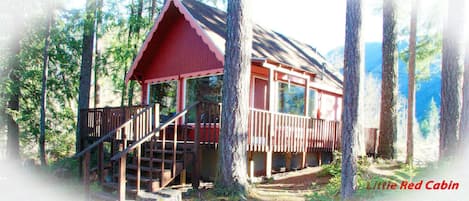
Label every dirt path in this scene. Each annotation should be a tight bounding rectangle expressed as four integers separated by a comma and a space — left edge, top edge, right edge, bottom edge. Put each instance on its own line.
180, 167, 330, 201
250, 167, 330, 201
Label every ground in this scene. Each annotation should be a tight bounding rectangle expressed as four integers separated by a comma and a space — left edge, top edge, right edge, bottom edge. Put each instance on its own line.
178, 167, 331, 201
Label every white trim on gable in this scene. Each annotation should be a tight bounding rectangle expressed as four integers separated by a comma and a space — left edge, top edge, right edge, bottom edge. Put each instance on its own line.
125, 0, 224, 83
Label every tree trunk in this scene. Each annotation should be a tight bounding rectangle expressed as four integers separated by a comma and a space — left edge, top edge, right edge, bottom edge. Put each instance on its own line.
39, 2, 54, 166
6, 53, 20, 161
217, 0, 252, 195
76, 0, 96, 153
440, 0, 465, 159
4, 2, 24, 161
406, 0, 418, 166
460, 34, 469, 152
378, 0, 398, 159
127, 0, 143, 107
94, 0, 103, 108
341, 0, 362, 199
150, 0, 157, 20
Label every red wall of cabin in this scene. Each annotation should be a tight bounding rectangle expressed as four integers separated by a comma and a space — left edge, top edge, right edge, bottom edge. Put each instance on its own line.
139, 12, 222, 82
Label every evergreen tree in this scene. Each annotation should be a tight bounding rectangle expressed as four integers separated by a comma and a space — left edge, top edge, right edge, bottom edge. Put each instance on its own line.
217, 0, 252, 196
341, 0, 362, 199
379, 0, 399, 159
440, 0, 465, 159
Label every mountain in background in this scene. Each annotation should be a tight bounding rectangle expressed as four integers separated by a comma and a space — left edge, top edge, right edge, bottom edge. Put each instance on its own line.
326, 42, 441, 122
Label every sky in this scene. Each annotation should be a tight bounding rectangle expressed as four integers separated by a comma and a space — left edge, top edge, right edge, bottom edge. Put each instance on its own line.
251, 0, 381, 54
64, 0, 468, 56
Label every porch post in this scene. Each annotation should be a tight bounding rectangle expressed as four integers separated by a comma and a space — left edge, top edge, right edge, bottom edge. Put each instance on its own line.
177, 77, 184, 124
285, 152, 292, 171
266, 151, 272, 177
266, 67, 275, 178
248, 151, 254, 179
302, 75, 310, 169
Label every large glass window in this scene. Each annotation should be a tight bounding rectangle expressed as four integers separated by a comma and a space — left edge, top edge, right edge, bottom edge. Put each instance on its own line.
278, 82, 305, 115
149, 81, 177, 121
309, 89, 317, 118
185, 75, 223, 122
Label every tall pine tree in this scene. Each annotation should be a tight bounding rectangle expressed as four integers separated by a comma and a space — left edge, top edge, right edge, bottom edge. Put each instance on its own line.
406, 0, 418, 166
440, 0, 465, 159
217, 0, 252, 196
379, 0, 398, 159
341, 0, 362, 199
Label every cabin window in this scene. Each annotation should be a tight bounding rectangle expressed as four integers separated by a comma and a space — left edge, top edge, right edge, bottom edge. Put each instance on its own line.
277, 82, 305, 115
309, 89, 317, 118
185, 74, 223, 122
149, 81, 177, 121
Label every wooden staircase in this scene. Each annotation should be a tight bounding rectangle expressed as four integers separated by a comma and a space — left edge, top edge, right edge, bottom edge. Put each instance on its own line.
75, 102, 206, 201
98, 141, 189, 200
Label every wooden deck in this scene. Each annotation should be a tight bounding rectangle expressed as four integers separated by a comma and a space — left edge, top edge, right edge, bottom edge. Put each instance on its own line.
79, 104, 348, 153
77, 102, 379, 201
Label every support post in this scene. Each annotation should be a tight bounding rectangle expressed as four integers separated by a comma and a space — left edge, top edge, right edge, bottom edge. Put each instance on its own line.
248, 151, 254, 179
136, 145, 141, 194
83, 151, 90, 200
266, 151, 272, 177
192, 103, 201, 189
285, 152, 292, 171
118, 137, 127, 201
118, 154, 127, 201
98, 143, 104, 184
301, 152, 307, 168
266, 68, 275, 178
317, 152, 322, 166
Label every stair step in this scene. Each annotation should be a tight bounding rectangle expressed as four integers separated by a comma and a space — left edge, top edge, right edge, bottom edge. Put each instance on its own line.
112, 173, 159, 183
140, 157, 183, 163
102, 182, 138, 194
125, 174, 159, 183
91, 191, 119, 201
127, 164, 170, 173
145, 149, 184, 154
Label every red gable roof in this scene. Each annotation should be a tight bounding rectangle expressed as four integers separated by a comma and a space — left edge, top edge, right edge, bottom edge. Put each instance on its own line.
126, 0, 224, 82
127, 0, 342, 89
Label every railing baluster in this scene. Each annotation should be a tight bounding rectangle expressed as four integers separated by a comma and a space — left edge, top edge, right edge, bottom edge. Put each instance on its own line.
118, 135, 127, 201
136, 144, 141, 194
161, 128, 166, 187
149, 136, 154, 191
83, 151, 90, 200
173, 121, 177, 177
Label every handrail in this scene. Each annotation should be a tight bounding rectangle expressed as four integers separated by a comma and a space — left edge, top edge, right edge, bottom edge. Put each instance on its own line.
74, 103, 155, 158
110, 101, 200, 161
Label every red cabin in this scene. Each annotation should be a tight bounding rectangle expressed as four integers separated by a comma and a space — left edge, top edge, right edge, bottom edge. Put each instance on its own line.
77, 0, 378, 199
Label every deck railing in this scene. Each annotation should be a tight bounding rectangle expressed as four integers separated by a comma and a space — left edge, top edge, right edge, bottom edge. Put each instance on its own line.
81, 105, 344, 153
75, 104, 159, 200
79, 105, 149, 139
248, 108, 341, 153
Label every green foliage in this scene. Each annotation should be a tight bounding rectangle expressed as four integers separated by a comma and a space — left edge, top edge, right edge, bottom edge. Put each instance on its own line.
400, 34, 442, 82
419, 98, 439, 137
14, 5, 83, 161
307, 152, 424, 201
49, 157, 80, 178
1, 0, 163, 164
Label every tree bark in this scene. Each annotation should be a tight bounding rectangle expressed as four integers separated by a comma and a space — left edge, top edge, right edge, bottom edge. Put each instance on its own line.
127, 0, 143, 107
440, 0, 465, 159
6, 52, 20, 161
39, 1, 54, 166
76, 0, 96, 153
406, 0, 418, 166
341, 0, 362, 199
217, 0, 252, 195
2, 1, 25, 161
460, 34, 469, 152
378, 0, 398, 159
150, 0, 157, 20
